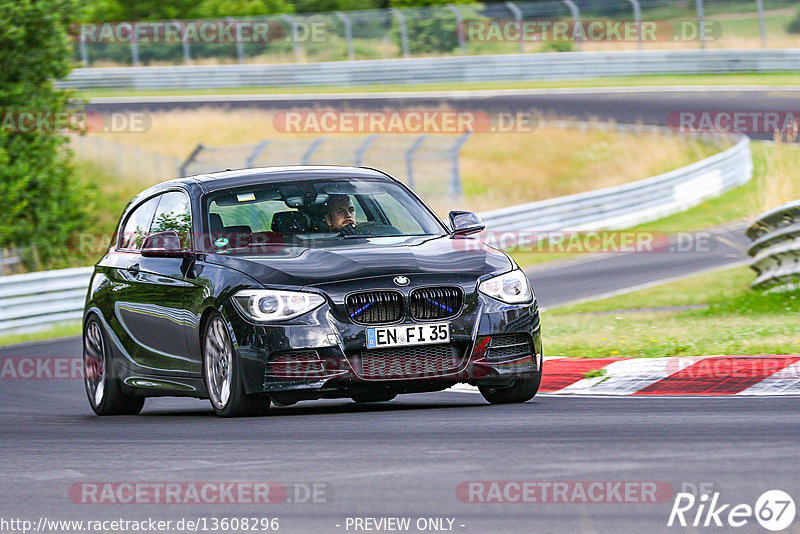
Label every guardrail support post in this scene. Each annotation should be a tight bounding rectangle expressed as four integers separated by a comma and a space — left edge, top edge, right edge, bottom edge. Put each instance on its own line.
504, 1, 524, 54
561, 0, 582, 51
695, 0, 706, 50
179, 144, 205, 177
756, 0, 767, 48
389, 8, 410, 58
405, 135, 427, 188
449, 132, 471, 201
302, 138, 325, 164
335, 12, 355, 61
446, 4, 466, 54
281, 14, 301, 62
624, 0, 642, 51
355, 134, 377, 166
246, 140, 270, 167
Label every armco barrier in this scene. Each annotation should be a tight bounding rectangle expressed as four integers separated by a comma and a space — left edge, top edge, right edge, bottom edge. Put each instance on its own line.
0, 132, 752, 336
0, 267, 93, 336
746, 200, 800, 292
56, 49, 800, 91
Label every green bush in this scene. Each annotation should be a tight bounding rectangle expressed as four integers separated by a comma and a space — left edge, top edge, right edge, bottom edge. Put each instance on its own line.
391, 2, 484, 55
787, 7, 800, 34
0, 0, 95, 269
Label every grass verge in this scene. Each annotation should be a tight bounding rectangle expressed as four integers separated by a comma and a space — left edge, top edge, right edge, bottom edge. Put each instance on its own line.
543, 266, 800, 358
0, 323, 81, 348
508, 141, 800, 267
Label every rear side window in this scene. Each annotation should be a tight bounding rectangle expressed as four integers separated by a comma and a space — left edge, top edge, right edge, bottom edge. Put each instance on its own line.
118, 196, 160, 251
150, 191, 192, 249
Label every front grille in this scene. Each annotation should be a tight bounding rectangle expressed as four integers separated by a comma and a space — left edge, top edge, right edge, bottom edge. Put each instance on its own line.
354, 344, 463, 379
346, 291, 403, 324
410, 287, 463, 320
266, 350, 325, 378
485, 333, 533, 362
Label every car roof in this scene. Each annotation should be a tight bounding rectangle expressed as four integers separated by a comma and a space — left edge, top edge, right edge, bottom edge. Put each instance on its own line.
147, 166, 397, 196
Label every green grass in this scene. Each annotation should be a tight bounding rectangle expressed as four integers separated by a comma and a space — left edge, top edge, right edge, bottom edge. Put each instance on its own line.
507, 141, 778, 267
0, 323, 81, 347
543, 266, 800, 358
76, 73, 800, 99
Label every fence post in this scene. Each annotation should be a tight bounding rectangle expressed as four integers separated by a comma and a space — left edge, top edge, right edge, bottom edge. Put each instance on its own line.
302, 138, 325, 164
389, 8, 410, 58
281, 14, 301, 62
446, 4, 466, 54
625, 0, 642, 51
335, 11, 355, 61
172, 20, 192, 64
355, 134, 377, 166
246, 140, 270, 166
179, 144, 205, 177
228, 17, 245, 63
79, 31, 89, 67
0, 249, 4, 277
695, 0, 706, 50
120, 21, 140, 66
561, 0, 582, 51
504, 1, 524, 54
756, 0, 766, 48
405, 135, 427, 188
449, 132, 471, 201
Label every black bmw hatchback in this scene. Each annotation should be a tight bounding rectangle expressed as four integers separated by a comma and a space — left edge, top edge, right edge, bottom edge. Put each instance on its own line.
82, 166, 542, 417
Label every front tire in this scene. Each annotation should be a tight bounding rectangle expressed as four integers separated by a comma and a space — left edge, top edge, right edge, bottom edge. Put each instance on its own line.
203, 313, 270, 417
83, 317, 145, 416
479, 373, 541, 405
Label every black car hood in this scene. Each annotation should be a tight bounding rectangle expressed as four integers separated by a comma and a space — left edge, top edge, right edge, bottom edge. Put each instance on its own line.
205, 235, 513, 287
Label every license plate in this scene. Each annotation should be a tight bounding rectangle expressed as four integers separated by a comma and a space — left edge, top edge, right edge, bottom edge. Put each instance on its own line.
366, 323, 450, 349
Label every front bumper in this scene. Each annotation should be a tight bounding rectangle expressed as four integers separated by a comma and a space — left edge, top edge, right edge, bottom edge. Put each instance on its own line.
231, 293, 541, 398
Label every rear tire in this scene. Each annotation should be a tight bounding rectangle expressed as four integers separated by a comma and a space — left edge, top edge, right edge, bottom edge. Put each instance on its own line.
83, 317, 145, 416
203, 313, 270, 417
351, 391, 397, 403
479, 373, 541, 405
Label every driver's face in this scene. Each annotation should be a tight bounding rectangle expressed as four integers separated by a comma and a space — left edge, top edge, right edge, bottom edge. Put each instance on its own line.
325, 197, 356, 231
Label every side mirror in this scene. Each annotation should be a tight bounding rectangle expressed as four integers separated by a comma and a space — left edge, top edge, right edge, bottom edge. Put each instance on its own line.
141, 231, 190, 258
449, 211, 485, 236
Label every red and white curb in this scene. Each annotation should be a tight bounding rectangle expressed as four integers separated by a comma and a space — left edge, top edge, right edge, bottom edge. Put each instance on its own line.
449, 355, 800, 396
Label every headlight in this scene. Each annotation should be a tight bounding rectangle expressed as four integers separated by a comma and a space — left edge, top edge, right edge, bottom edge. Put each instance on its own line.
232, 289, 325, 322
478, 269, 533, 304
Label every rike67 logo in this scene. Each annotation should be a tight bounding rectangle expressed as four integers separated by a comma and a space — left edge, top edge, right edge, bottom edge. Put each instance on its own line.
668, 490, 796, 531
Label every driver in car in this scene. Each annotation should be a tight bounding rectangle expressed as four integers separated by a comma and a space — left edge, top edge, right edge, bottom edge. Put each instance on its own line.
324, 194, 357, 233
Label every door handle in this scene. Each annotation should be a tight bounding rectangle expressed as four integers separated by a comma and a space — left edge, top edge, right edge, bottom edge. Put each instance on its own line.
127, 263, 140, 275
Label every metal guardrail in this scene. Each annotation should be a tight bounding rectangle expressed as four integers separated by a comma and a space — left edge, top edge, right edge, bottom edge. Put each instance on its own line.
0, 130, 752, 336
746, 200, 800, 292
0, 267, 92, 336
56, 50, 800, 91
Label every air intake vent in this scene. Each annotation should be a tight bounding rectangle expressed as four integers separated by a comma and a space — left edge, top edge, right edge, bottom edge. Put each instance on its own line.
410, 287, 462, 320
346, 291, 403, 324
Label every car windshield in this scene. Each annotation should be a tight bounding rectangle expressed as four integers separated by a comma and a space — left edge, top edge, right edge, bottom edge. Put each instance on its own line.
203, 177, 446, 253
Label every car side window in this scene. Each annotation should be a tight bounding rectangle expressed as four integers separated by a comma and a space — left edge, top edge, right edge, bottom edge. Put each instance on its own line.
150, 191, 192, 249
118, 196, 160, 251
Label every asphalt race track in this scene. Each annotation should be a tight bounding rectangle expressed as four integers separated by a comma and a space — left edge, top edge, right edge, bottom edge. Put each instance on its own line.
88, 86, 800, 140
1, 88, 798, 533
